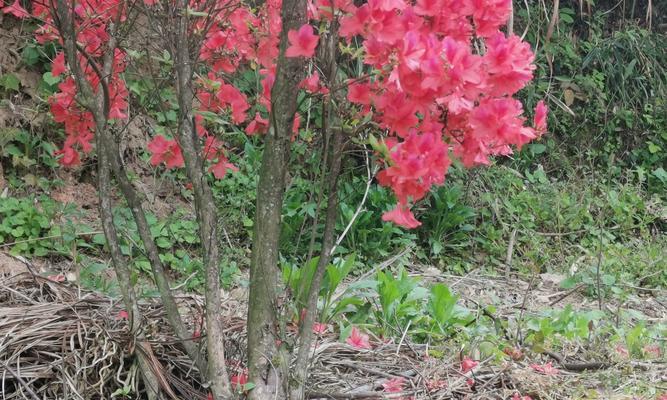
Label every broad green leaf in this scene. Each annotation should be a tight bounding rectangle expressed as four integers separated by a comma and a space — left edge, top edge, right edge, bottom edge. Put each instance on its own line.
0, 74, 20, 91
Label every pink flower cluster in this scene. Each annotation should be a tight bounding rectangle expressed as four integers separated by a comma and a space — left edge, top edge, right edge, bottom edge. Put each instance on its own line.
18, 0, 547, 228
335, 0, 547, 227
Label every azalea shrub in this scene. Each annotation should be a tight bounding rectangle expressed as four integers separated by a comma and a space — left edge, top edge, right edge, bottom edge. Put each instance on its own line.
10, 0, 547, 230
4, 0, 550, 397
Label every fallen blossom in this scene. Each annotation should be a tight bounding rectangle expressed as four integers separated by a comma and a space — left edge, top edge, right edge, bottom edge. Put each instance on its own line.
461, 356, 478, 373
382, 377, 405, 393
643, 344, 661, 358
312, 323, 328, 335
346, 326, 371, 350
512, 393, 533, 400
530, 362, 559, 375
466, 378, 475, 387
47, 274, 66, 282
231, 369, 249, 391
426, 379, 447, 391
116, 310, 129, 320
615, 344, 629, 358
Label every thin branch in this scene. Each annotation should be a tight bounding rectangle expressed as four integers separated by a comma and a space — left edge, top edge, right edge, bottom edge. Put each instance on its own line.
330, 145, 374, 257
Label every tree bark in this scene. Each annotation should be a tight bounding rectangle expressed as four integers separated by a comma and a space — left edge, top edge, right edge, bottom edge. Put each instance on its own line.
52, 0, 205, 391
290, 21, 344, 400
52, 2, 162, 398
247, 1, 307, 399
171, 2, 232, 398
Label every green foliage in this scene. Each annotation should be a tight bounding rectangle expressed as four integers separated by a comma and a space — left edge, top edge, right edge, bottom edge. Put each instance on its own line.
454, 165, 666, 285
525, 306, 605, 348
516, 3, 667, 192
282, 253, 358, 322
374, 268, 428, 334
428, 283, 470, 334
79, 260, 117, 294
417, 182, 476, 257
109, 207, 230, 290
0, 197, 53, 256
0, 196, 84, 256
335, 177, 416, 258
1, 128, 58, 188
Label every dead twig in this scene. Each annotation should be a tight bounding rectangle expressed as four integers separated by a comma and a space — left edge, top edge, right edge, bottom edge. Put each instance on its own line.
542, 350, 610, 371
505, 229, 518, 280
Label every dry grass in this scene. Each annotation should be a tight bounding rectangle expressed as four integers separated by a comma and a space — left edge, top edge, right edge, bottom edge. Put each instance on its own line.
1, 271, 664, 399
0, 273, 210, 400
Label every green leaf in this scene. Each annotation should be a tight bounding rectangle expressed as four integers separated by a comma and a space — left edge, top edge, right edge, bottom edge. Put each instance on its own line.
42, 72, 61, 86
156, 237, 171, 248
329, 296, 364, 319
560, 276, 578, 289
652, 167, 667, 183
10, 226, 24, 237
339, 324, 353, 342
93, 234, 107, 245
428, 283, 458, 328
647, 142, 661, 154
559, 13, 574, 24
22, 46, 41, 66
4, 144, 22, 157
0, 74, 20, 91
528, 143, 547, 155
601, 274, 616, 286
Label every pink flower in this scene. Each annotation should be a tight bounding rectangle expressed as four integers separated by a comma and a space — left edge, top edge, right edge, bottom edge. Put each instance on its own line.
312, 323, 328, 335
47, 274, 66, 282
347, 81, 371, 105
530, 362, 559, 375
55, 147, 81, 167
286, 24, 319, 58
116, 310, 129, 320
209, 158, 238, 179
615, 344, 629, 358
217, 83, 249, 123
512, 394, 533, 400
51, 52, 67, 77
147, 135, 184, 169
533, 100, 548, 134
483, 33, 536, 95
2, 0, 29, 18
299, 72, 329, 94
382, 206, 421, 229
465, 378, 475, 387
382, 377, 405, 393
346, 327, 371, 349
461, 356, 478, 373
246, 112, 269, 135
472, 0, 512, 37
291, 113, 301, 140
